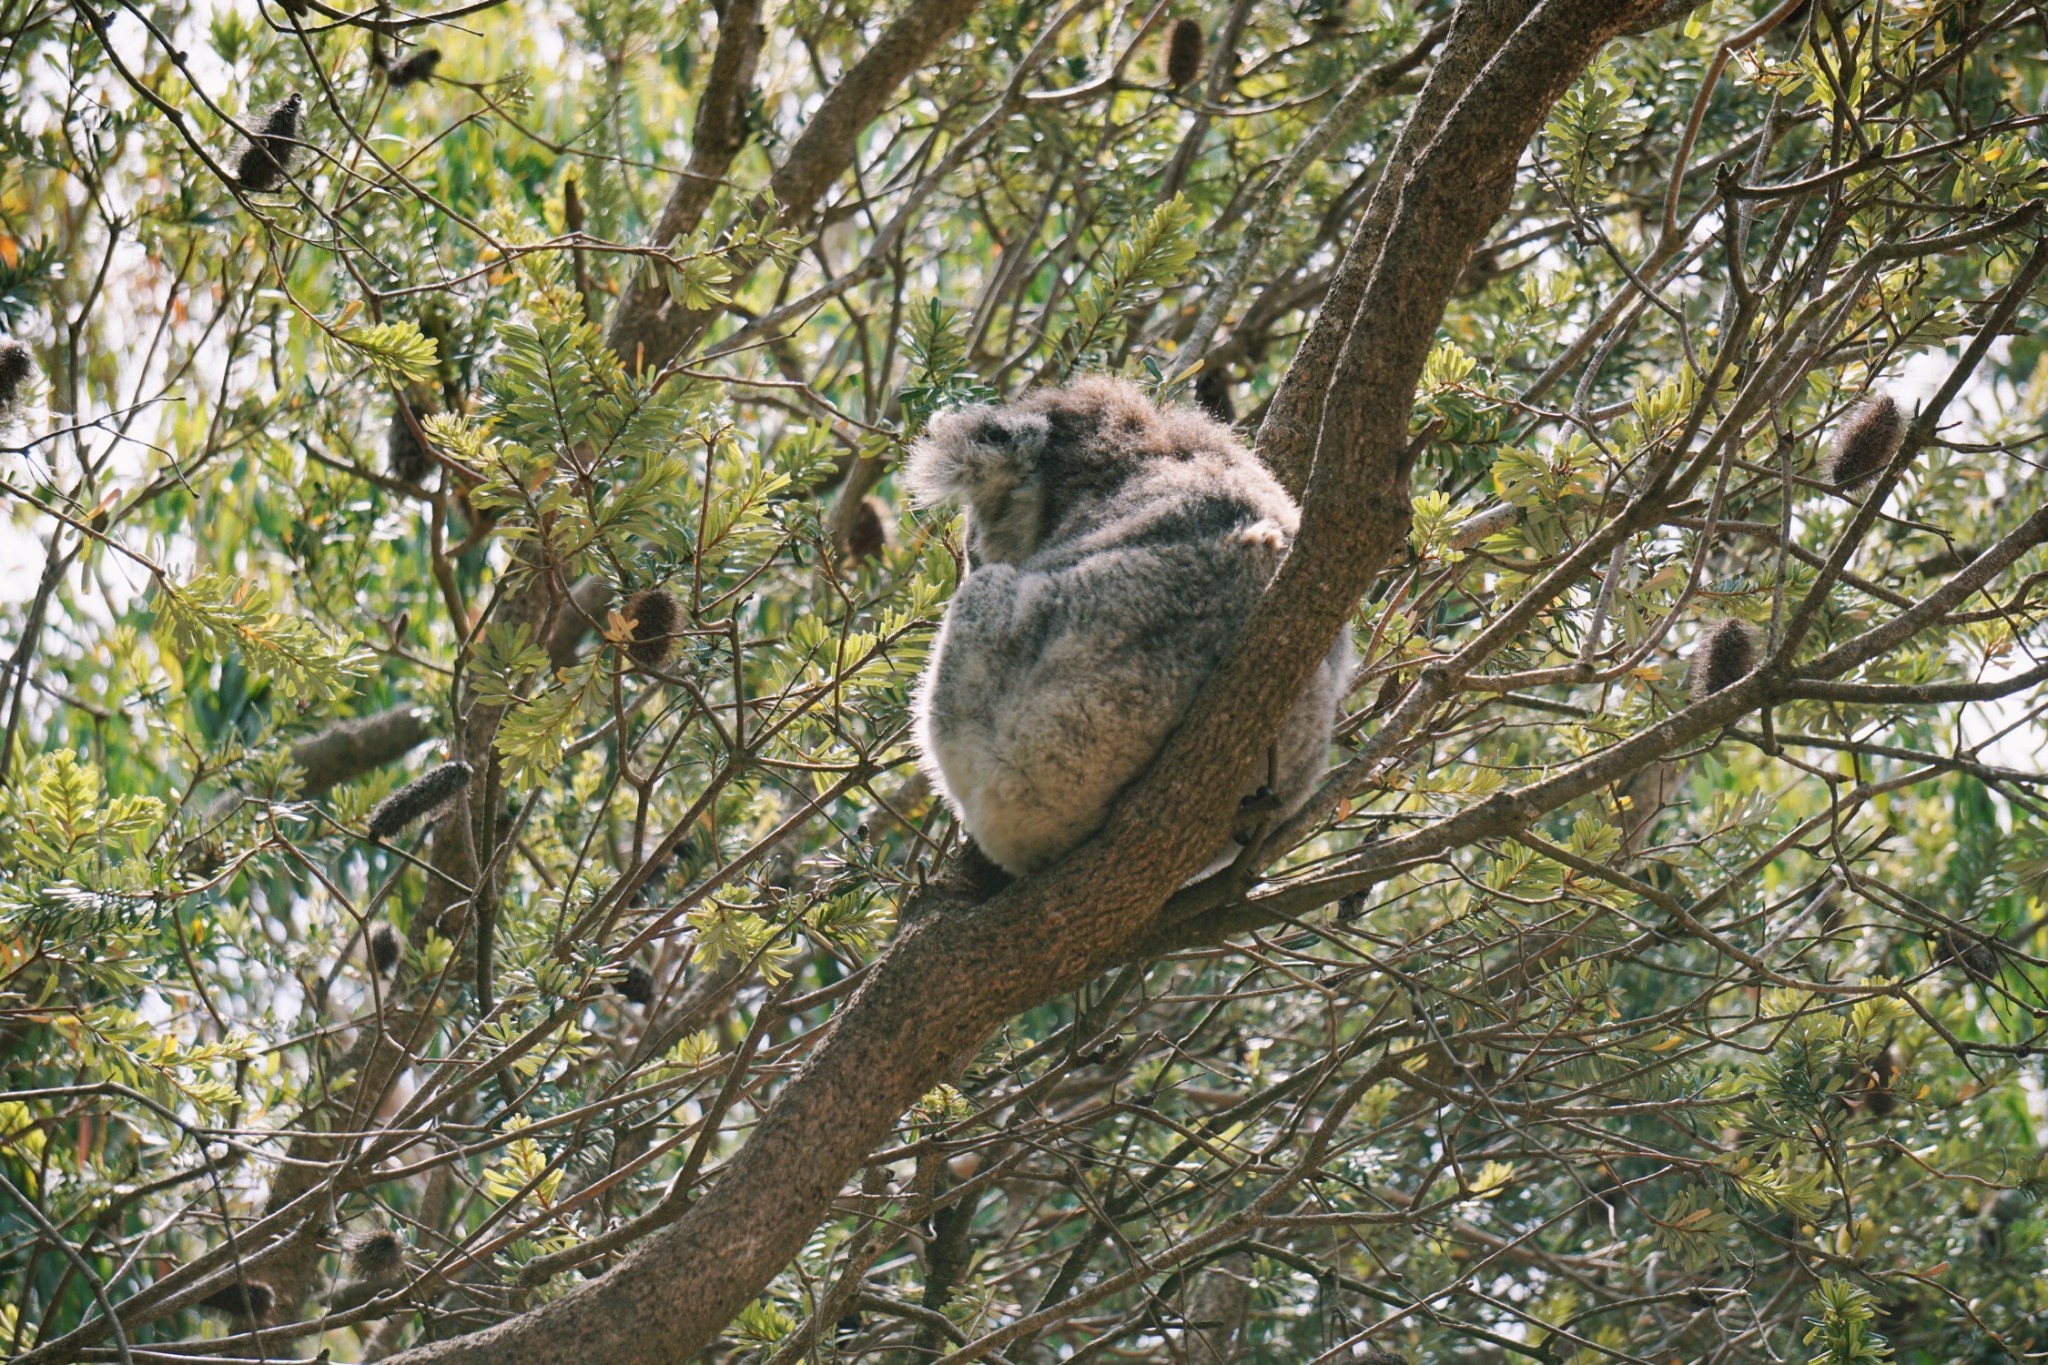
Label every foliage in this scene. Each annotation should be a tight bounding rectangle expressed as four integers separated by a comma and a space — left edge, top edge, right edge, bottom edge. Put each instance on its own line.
3, 0, 2048, 1361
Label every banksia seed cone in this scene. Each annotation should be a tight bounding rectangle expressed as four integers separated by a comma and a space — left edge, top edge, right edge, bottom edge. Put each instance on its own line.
233, 94, 303, 191
623, 588, 679, 669
1193, 366, 1234, 424
1837, 1044, 1899, 1117
616, 962, 654, 1005
0, 338, 34, 408
846, 496, 892, 564
1687, 619, 1763, 702
197, 1279, 273, 1319
386, 406, 431, 483
384, 48, 441, 89
366, 760, 474, 840
1935, 927, 1999, 983
347, 1227, 406, 1281
1821, 392, 1905, 489
1166, 19, 1205, 88
370, 923, 401, 973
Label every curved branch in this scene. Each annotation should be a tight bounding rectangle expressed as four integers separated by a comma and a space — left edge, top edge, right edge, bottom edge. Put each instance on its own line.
605, 0, 985, 373
378, 4, 1654, 1362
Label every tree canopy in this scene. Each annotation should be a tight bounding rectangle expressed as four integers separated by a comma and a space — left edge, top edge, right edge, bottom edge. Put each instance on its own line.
4, 0, 2048, 1361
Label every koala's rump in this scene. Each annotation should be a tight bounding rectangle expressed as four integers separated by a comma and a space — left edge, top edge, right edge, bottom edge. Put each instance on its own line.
915, 539, 1270, 874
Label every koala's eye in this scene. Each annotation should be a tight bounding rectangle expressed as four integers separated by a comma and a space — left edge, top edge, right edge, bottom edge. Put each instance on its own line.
975, 420, 1012, 447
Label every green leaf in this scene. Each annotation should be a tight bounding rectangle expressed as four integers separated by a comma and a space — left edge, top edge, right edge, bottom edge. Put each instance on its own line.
336, 319, 441, 385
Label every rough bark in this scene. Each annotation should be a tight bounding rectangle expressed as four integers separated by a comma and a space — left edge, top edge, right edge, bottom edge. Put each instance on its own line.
602, 0, 767, 367
605, 0, 983, 373
380, 4, 1652, 1361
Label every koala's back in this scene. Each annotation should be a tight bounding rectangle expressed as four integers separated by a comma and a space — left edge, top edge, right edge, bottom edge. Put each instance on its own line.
912, 379, 1350, 876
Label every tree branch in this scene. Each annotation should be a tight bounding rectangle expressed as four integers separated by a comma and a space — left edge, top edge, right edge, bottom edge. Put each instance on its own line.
378, 4, 1652, 1361
605, 0, 984, 373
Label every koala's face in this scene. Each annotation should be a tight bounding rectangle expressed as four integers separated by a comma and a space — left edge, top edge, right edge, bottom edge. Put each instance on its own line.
904, 383, 1166, 566
905, 406, 1053, 566
959, 413, 1051, 566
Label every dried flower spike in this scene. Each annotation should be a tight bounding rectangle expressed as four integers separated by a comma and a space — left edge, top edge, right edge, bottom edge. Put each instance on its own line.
233, 94, 303, 192
1193, 365, 1233, 425
1935, 927, 1999, 983
387, 404, 432, 483
845, 496, 893, 564
384, 48, 442, 89
0, 338, 35, 409
622, 588, 680, 669
1687, 619, 1763, 702
347, 1227, 407, 1281
1166, 19, 1205, 88
1820, 392, 1905, 489
366, 760, 474, 841
370, 923, 401, 973
196, 1279, 273, 1320
616, 962, 654, 1005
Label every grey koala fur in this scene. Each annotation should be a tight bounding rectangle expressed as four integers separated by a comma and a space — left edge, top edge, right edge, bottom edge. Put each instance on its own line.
907, 376, 1352, 876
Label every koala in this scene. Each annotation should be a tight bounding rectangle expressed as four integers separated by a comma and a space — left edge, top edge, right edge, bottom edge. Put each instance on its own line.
906, 376, 1353, 877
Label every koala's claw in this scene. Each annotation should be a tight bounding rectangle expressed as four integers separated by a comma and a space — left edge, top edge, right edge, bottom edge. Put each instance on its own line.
1238, 785, 1282, 817
1232, 786, 1282, 846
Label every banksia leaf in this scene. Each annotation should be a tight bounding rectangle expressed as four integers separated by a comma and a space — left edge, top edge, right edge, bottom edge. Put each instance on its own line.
0, 337, 34, 408
196, 1279, 273, 1319
232, 95, 302, 191
370, 923, 401, 973
1688, 619, 1763, 701
1820, 393, 1904, 489
622, 588, 680, 669
1166, 19, 1205, 87
365, 760, 473, 840
339, 321, 439, 386
346, 1227, 406, 1281
384, 48, 441, 88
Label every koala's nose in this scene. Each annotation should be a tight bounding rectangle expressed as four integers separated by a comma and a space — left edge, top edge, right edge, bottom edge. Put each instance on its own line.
975, 420, 1011, 446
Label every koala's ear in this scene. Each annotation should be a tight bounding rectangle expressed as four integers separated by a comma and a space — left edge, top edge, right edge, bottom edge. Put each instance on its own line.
903, 406, 1048, 509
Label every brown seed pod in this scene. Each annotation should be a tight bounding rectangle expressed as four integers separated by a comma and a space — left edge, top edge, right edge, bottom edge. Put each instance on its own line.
1934, 927, 2000, 983
1166, 18, 1205, 88
384, 48, 442, 89
1687, 619, 1764, 702
1820, 392, 1905, 490
196, 1279, 273, 1320
370, 923, 401, 973
845, 496, 893, 564
1193, 365, 1234, 425
0, 338, 35, 409
616, 962, 654, 1005
386, 404, 433, 483
347, 1227, 407, 1281
232, 95, 303, 192
1836, 1043, 1899, 1117
366, 760, 474, 841
622, 588, 680, 669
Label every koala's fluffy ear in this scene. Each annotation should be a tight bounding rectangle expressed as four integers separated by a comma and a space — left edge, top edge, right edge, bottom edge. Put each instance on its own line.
903, 406, 1049, 510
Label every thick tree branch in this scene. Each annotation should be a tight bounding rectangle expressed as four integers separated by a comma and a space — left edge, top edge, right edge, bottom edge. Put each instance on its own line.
605, 0, 984, 373
602, 0, 767, 365
379, 4, 1652, 1361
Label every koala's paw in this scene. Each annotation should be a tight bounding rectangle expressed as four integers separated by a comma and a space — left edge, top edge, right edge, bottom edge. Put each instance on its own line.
1232, 785, 1282, 844
1227, 519, 1290, 553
